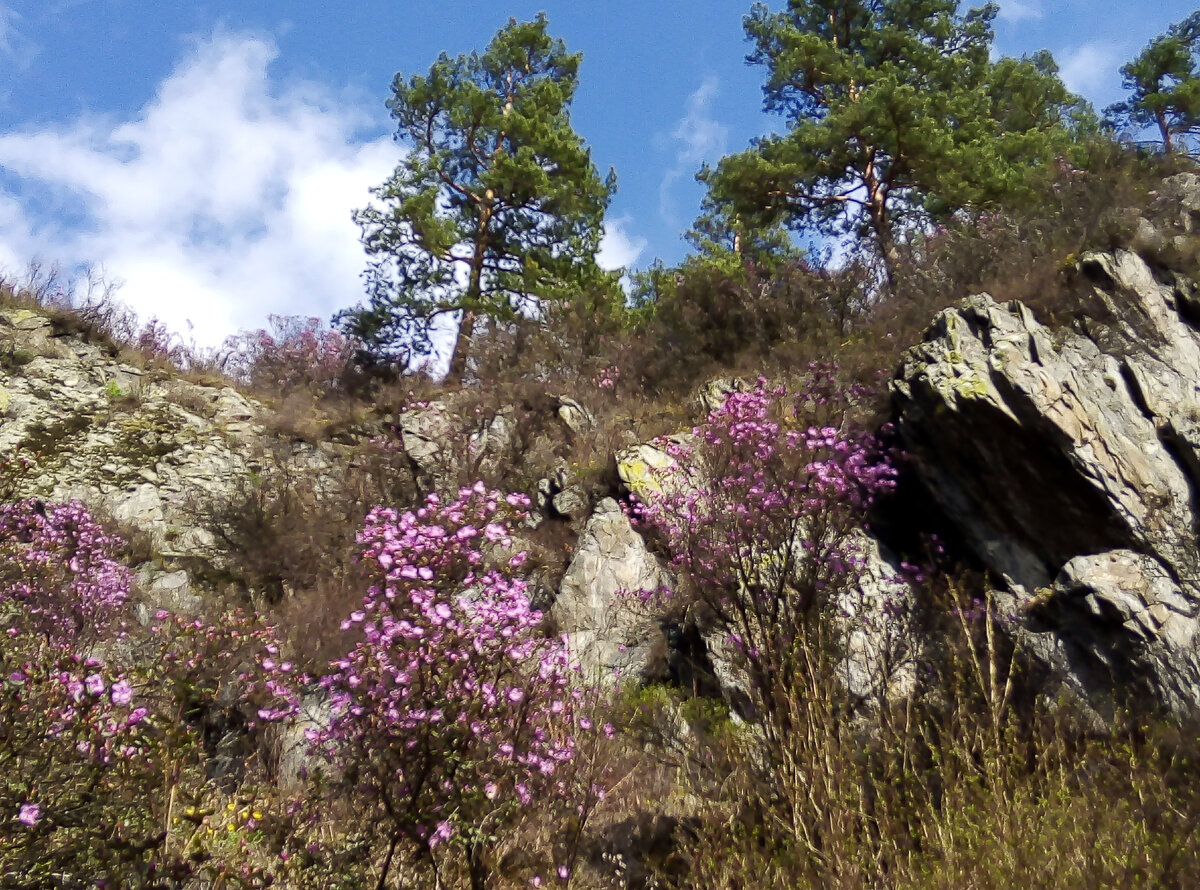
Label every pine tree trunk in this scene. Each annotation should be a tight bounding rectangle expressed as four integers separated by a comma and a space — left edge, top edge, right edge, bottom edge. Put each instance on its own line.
862, 159, 897, 296
877, 227, 899, 296
869, 196, 898, 296
1157, 109, 1175, 155
447, 310, 476, 382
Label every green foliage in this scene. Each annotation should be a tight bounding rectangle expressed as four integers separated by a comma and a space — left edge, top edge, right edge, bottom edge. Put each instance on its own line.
684, 193, 805, 278
1106, 12, 1200, 154
344, 15, 619, 378
702, 0, 1093, 286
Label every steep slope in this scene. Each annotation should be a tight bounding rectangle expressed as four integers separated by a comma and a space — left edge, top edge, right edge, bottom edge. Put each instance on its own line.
0, 306, 345, 610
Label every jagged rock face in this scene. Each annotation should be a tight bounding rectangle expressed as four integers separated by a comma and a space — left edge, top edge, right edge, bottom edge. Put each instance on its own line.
554, 498, 669, 685
0, 306, 344, 607
0, 309, 254, 550
842, 530, 919, 703
893, 247, 1200, 715
1045, 551, 1200, 716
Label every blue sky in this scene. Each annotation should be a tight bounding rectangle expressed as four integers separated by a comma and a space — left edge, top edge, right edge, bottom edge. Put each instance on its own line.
0, 1, 1196, 344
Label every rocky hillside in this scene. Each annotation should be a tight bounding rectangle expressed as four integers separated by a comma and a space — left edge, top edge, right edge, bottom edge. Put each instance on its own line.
10, 174, 1200, 889
9, 182, 1200, 724
0, 308, 348, 613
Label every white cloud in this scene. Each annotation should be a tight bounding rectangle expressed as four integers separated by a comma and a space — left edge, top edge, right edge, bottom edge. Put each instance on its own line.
659, 75, 729, 230
672, 76, 728, 166
997, 0, 1043, 23
0, 30, 397, 346
1058, 42, 1123, 103
597, 216, 647, 272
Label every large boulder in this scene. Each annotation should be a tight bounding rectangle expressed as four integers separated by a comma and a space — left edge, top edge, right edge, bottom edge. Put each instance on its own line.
1037, 550, 1200, 716
892, 248, 1200, 714
554, 498, 670, 685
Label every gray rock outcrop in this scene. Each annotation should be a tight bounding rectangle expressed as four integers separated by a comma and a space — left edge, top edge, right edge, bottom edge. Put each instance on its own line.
0, 308, 257, 553
554, 498, 669, 684
0, 305, 345, 605
892, 245, 1200, 715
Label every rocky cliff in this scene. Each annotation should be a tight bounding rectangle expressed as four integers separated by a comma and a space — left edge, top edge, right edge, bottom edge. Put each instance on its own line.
0, 307, 348, 613
893, 240, 1200, 717
9, 179, 1200, 722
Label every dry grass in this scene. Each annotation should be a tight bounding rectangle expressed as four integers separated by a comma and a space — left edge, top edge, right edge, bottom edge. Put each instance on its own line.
582, 577, 1200, 890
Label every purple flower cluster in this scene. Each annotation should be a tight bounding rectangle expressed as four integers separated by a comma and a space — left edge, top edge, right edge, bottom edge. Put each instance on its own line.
0, 499, 131, 642
310, 482, 595, 857
594, 364, 620, 391
631, 371, 898, 623
221, 314, 357, 395
0, 498, 162, 863
2, 634, 152, 847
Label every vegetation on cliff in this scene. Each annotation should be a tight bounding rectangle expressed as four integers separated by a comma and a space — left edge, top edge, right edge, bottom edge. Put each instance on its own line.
5, 5, 1200, 890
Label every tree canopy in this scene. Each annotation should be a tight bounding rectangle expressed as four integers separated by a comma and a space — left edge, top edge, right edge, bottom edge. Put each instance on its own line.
1106, 12, 1200, 155
700, 0, 1091, 287
344, 15, 617, 378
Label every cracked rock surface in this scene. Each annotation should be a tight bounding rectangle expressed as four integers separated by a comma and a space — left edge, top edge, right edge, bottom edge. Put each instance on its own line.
893, 241, 1200, 715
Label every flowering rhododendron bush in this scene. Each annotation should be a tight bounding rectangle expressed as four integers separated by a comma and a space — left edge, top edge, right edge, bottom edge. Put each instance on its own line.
0, 499, 179, 884
625, 371, 912, 880
0, 499, 132, 644
0, 491, 613, 888
630, 371, 901, 727
221, 314, 357, 395
0, 636, 173, 887
0, 500, 293, 886
307, 483, 606, 889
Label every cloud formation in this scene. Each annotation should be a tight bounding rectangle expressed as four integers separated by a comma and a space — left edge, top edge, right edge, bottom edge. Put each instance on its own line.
1058, 42, 1123, 104
0, 4, 16, 56
997, 1, 1043, 24
658, 75, 729, 231
0, 3, 38, 77
597, 216, 647, 272
0, 31, 397, 345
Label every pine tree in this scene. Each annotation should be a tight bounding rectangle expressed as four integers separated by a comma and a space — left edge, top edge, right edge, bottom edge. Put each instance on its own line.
702, 0, 1088, 289
345, 15, 617, 378
1106, 13, 1200, 155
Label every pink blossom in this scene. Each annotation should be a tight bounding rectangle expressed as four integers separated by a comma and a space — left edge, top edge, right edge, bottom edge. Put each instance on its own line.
17, 803, 40, 826
109, 679, 133, 707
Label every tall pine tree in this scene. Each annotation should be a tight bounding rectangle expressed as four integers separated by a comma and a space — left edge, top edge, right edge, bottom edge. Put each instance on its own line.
345, 15, 617, 378
702, 0, 1089, 289
1106, 12, 1200, 155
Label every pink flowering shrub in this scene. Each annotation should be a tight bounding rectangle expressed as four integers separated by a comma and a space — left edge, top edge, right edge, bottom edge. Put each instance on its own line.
0, 634, 167, 885
147, 609, 299, 780
632, 371, 897, 591
0, 499, 132, 644
630, 371, 901, 725
0, 500, 177, 884
307, 483, 599, 888
132, 316, 192, 368
222, 315, 357, 396
594, 364, 620, 391
0, 500, 287, 885
623, 372, 913, 881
